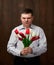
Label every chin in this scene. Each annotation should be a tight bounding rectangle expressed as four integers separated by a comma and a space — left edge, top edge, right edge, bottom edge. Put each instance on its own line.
24, 24, 31, 28
25, 26, 30, 28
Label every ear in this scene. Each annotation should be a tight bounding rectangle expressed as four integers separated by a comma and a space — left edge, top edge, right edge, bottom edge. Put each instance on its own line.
32, 16, 34, 21
20, 16, 22, 21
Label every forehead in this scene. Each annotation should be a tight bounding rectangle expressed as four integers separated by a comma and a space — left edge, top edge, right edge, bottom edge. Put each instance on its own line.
21, 13, 32, 17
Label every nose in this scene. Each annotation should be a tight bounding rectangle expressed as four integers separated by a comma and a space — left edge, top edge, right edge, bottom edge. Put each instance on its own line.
25, 19, 28, 22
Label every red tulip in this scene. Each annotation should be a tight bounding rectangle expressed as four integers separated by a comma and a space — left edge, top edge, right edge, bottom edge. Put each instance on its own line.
31, 36, 40, 42
19, 32, 26, 38
25, 28, 30, 34
14, 29, 19, 34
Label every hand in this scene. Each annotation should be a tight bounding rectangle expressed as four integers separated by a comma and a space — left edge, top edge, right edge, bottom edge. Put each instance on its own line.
20, 47, 32, 56
25, 47, 32, 54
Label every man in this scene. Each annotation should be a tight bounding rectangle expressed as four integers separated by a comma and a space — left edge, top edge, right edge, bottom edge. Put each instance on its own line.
7, 8, 47, 65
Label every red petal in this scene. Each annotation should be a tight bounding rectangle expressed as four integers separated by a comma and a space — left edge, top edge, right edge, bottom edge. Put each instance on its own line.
19, 32, 26, 38
18, 37, 23, 41
14, 29, 19, 34
25, 28, 30, 34
31, 36, 40, 41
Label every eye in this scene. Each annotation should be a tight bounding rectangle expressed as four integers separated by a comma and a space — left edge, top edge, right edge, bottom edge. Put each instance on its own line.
28, 18, 31, 19
23, 17, 26, 19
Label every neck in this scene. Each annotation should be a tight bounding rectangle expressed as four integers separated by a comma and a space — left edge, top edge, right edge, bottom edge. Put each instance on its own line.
23, 25, 31, 29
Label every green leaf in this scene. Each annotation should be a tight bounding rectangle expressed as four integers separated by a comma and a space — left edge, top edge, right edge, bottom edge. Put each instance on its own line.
22, 38, 32, 47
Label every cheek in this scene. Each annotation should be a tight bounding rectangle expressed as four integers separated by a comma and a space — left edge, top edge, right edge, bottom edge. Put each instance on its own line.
21, 17, 24, 22
21, 20, 25, 24
29, 20, 32, 23
29, 18, 33, 22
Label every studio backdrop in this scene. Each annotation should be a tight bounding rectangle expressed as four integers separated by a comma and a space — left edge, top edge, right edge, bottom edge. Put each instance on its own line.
0, 0, 54, 65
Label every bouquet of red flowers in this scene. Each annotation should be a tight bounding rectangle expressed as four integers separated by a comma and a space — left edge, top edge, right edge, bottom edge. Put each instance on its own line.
14, 28, 40, 47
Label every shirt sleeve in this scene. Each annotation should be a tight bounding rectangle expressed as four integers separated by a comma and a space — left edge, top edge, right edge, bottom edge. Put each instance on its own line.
30, 28, 47, 56
7, 30, 22, 56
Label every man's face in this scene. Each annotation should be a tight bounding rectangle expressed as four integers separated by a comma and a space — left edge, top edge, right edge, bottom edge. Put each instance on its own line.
20, 13, 33, 28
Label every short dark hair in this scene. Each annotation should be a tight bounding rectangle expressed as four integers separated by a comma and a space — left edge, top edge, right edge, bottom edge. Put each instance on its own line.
20, 8, 33, 16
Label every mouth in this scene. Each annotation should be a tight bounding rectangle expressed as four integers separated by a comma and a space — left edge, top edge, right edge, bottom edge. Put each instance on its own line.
25, 22, 29, 24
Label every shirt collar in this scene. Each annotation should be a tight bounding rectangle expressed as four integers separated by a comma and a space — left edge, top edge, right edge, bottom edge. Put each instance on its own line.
19, 24, 34, 30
